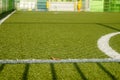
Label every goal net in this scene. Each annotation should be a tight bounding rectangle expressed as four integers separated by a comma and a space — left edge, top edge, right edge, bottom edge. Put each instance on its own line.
49, 0, 77, 11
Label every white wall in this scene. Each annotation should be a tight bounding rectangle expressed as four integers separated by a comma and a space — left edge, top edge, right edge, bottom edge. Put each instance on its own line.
19, 0, 36, 10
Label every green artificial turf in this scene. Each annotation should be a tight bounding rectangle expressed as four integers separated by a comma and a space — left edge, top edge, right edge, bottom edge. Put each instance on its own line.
1, 11, 120, 59
1, 63, 120, 80
0, 11, 120, 80
110, 34, 120, 53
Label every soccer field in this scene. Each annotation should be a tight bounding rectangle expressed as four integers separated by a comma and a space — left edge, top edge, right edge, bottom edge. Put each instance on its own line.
0, 11, 120, 80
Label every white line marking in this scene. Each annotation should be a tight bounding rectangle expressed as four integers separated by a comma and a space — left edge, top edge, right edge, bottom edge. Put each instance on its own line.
0, 58, 120, 64
98, 32, 120, 59
0, 10, 16, 25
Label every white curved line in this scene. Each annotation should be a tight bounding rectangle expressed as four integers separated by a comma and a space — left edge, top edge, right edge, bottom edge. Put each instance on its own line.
97, 32, 120, 59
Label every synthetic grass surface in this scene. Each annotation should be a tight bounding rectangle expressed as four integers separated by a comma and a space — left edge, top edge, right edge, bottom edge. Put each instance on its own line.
1, 11, 120, 59
0, 11, 120, 80
1, 63, 120, 80
110, 34, 120, 53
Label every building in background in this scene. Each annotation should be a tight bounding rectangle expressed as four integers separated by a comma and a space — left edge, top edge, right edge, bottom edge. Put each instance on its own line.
90, 0, 120, 12
0, 0, 120, 14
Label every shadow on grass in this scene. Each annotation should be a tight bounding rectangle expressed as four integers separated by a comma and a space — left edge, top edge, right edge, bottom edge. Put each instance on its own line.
0, 64, 5, 72
50, 63, 57, 80
73, 63, 87, 80
97, 63, 117, 80
22, 64, 30, 80
0, 10, 14, 20
96, 23, 120, 31
4, 22, 98, 24
5, 22, 120, 25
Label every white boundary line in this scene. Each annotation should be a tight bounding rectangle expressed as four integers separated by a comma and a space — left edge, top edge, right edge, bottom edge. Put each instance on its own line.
0, 10, 16, 25
98, 32, 120, 59
0, 58, 120, 64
